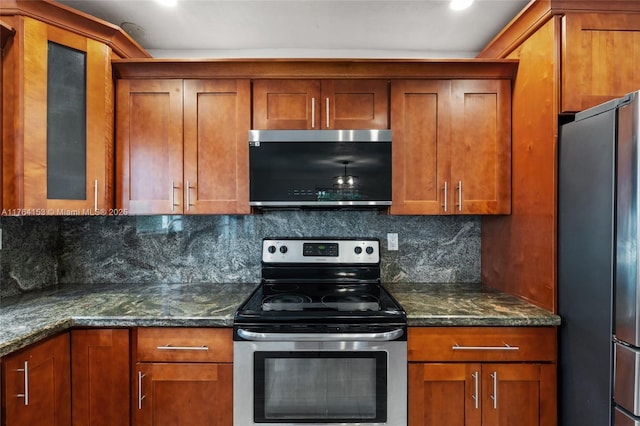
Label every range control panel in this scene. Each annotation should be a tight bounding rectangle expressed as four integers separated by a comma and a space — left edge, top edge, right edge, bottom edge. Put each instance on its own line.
262, 238, 380, 264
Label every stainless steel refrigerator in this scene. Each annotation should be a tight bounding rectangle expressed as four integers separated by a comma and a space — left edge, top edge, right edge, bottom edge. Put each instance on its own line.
559, 90, 640, 426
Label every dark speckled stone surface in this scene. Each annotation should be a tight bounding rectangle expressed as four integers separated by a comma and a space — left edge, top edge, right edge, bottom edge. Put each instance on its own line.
0, 213, 481, 297
386, 283, 560, 326
0, 281, 559, 357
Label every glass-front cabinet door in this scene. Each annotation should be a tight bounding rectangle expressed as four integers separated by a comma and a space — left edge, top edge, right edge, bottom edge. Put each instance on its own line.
2, 16, 113, 215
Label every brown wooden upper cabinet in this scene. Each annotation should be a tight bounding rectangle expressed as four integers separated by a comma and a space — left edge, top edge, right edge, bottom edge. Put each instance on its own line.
390, 79, 511, 215
2, 17, 113, 214
478, 3, 640, 311
562, 13, 640, 113
116, 79, 251, 215
1, 4, 148, 215
480, 8, 640, 114
252, 79, 389, 129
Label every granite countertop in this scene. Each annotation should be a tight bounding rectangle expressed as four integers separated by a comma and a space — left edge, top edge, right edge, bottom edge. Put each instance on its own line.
0, 282, 560, 357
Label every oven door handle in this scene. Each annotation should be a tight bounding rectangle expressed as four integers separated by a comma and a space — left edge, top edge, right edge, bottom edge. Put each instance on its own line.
236, 328, 405, 342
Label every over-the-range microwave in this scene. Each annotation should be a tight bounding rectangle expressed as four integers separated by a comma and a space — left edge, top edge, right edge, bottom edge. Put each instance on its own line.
248, 129, 392, 209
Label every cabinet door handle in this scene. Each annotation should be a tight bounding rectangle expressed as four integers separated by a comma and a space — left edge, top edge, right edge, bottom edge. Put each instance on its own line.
16, 361, 29, 406
452, 344, 520, 351
443, 181, 448, 212
156, 344, 209, 351
472, 370, 479, 409
325, 97, 330, 128
311, 97, 315, 129
94, 179, 99, 211
171, 180, 180, 212
186, 180, 193, 211
138, 371, 146, 410
490, 371, 498, 409
456, 180, 463, 211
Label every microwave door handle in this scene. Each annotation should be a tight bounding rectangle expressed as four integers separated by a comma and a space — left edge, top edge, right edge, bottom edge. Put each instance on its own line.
237, 328, 404, 342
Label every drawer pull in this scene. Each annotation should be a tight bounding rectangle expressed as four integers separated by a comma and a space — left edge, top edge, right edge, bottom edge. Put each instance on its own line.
452, 344, 520, 351
157, 344, 209, 351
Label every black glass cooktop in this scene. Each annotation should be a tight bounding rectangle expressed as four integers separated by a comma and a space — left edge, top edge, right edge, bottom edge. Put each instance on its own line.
234, 282, 405, 324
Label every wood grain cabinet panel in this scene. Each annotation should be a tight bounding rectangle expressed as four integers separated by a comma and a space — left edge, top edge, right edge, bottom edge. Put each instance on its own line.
183, 79, 251, 214
116, 79, 184, 215
2, 16, 113, 214
323, 80, 389, 129
391, 79, 510, 215
562, 13, 640, 113
480, 364, 556, 426
252, 79, 320, 129
478, 2, 640, 312
450, 80, 511, 214
481, 17, 559, 312
409, 363, 481, 426
132, 328, 233, 426
116, 79, 250, 214
408, 327, 556, 426
71, 329, 130, 426
133, 363, 232, 426
408, 327, 556, 363
2, 333, 71, 426
253, 79, 388, 129
136, 328, 233, 363
390, 80, 451, 214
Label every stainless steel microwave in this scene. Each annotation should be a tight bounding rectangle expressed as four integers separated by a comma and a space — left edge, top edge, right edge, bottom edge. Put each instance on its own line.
249, 129, 392, 208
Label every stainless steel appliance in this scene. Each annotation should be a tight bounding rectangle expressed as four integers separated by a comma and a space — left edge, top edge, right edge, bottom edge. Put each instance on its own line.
248, 130, 392, 208
558, 90, 640, 425
233, 238, 407, 426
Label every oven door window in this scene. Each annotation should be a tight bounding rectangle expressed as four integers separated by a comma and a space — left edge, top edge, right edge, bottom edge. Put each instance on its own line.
254, 351, 387, 423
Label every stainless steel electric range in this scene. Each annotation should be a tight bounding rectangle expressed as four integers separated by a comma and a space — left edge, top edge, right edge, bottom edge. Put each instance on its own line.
233, 238, 407, 426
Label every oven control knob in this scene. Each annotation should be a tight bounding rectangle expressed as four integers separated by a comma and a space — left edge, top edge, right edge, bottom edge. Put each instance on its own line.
268, 245, 277, 254
279, 245, 288, 254
354, 246, 363, 255
366, 246, 374, 255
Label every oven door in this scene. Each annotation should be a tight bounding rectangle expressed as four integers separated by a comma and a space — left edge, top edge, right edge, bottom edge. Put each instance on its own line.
233, 330, 407, 426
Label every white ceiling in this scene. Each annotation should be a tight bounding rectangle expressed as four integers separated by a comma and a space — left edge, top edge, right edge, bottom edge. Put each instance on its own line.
56, 0, 530, 58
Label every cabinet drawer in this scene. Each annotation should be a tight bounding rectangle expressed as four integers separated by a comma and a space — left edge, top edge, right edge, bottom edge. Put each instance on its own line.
408, 327, 556, 362
136, 328, 232, 362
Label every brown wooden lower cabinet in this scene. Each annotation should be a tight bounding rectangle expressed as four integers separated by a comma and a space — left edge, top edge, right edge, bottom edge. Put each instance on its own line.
2, 333, 71, 426
133, 362, 232, 426
71, 329, 130, 426
132, 327, 233, 426
2, 325, 557, 426
408, 327, 557, 426
409, 362, 556, 426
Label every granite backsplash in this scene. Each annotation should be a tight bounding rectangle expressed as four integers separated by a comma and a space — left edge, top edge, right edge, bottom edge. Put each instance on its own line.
0, 212, 481, 298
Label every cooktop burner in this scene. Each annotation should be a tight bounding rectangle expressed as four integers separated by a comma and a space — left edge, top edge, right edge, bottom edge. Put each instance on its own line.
262, 294, 312, 311
322, 294, 380, 311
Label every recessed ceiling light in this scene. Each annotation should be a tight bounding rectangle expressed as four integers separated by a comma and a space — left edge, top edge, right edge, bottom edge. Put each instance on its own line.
156, 0, 177, 6
450, 0, 474, 11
